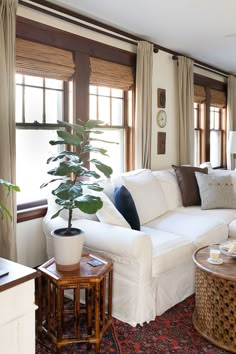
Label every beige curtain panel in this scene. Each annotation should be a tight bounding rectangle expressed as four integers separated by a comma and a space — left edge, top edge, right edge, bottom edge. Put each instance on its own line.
177, 56, 194, 165
0, 0, 17, 260
16, 38, 75, 80
227, 75, 236, 169
90, 57, 134, 90
134, 41, 153, 169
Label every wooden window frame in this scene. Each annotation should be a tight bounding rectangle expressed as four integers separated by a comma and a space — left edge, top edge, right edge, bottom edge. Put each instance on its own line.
16, 16, 136, 222
194, 74, 227, 169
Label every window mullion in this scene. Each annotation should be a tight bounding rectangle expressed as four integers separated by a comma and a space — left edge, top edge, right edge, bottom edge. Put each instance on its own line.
43, 78, 46, 124
205, 88, 211, 162
110, 88, 112, 125
22, 75, 25, 123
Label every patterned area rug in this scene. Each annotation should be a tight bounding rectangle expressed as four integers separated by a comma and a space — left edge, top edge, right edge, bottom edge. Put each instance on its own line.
36, 295, 231, 353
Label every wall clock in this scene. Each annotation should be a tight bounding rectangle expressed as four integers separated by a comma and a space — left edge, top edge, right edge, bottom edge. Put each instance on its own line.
157, 110, 167, 128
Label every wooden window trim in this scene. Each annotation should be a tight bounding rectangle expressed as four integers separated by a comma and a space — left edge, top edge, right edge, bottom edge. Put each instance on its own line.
16, 16, 136, 219
17, 206, 47, 223
194, 74, 227, 168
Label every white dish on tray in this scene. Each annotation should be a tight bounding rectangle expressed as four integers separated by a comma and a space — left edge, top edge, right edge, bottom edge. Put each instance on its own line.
207, 258, 223, 265
219, 240, 236, 258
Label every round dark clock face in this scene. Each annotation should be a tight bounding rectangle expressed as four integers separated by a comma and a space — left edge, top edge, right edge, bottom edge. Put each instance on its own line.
157, 110, 167, 128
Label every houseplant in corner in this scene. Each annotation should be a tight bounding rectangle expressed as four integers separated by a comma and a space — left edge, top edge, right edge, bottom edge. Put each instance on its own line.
0, 179, 20, 220
41, 119, 113, 271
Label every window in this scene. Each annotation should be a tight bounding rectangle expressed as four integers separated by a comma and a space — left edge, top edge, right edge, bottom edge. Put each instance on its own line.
89, 86, 132, 174
15, 74, 66, 206
194, 75, 227, 168
15, 22, 135, 220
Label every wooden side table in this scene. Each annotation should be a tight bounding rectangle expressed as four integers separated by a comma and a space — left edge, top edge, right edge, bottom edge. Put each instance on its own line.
36, 255, 113, 353
193, 246, 236, 353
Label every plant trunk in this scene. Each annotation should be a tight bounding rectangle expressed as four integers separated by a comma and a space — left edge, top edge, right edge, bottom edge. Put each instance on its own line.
68, 209, 73, 234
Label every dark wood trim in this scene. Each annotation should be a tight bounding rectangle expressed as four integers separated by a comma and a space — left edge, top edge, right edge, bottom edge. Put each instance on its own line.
18, 0, 139, 46
194, 74, 227, 168
19, 0, 232, 76
15, 15, 136, 219
17, 199, 47, 211
205, 87, 211, 162
16, 16, 136, 67
74, 52, 90, 123
194, 74, 227, 92
17, 206, 47, 223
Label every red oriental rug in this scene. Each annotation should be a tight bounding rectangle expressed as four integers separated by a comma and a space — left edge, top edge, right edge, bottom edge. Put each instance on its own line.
36, 295, 231, 353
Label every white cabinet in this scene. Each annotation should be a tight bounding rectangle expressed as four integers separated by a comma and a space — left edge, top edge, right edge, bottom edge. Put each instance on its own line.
0, 258, 38, 354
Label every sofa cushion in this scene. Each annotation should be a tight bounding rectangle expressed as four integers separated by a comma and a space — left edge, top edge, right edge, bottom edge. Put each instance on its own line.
144, 210, 228, 248
114, 185, 140, 230
96, 192, 131, 228
153, 169, 182, 210
172, 165, 208, 206
176, 205, 236, 224
118, 169, 168, 224
195, 172, 236, 210
98, 179, 115, 204
141, 226, 195, 276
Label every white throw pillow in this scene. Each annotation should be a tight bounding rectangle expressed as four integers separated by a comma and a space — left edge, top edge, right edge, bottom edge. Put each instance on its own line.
96, 192, 131, 228
153, 169, 182, 210
120, 169, 168, 225
195, 172, 236, 210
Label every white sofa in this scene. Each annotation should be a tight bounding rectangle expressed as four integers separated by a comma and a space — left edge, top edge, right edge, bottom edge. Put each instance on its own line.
42, 167, 236, 327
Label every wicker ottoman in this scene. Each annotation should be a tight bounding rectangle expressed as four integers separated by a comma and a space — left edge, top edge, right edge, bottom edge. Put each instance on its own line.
193, 246, 236, 353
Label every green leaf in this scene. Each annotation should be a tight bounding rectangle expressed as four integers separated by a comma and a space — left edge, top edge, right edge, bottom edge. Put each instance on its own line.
49, 140, 65, 146
51, 208, 64, 219
89, 137, 118, 144
40, 178, 67, 189
74, 195, 103, 214
53, 182, 83, 200
86, 183, 104, 192
57, 130, 81, 146
84, 145, 108, 155
47, 161, 85, 176
47, 151, 78, 164
0, 179, 20, 193
83, 170, 101, 179
90, 159, 113, 177
57, 120, 86, 135
0, 203, 12, 221
85, 120, 104, 130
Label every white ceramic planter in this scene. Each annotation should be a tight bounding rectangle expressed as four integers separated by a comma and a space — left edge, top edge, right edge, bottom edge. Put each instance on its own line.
51, 228, 84, 271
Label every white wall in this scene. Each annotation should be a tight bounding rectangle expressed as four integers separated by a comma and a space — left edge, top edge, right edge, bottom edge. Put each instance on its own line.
17, 218, 47, 267
16, 5, 179, 267
151, 50, 179, 170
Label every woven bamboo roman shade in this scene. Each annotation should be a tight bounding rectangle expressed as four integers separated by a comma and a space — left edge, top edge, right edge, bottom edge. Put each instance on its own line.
90, 57, 134, 90
210, 88, 226, 108
16, 38, 75, 80
194, 84, 226, 108
194, 85, 206, 103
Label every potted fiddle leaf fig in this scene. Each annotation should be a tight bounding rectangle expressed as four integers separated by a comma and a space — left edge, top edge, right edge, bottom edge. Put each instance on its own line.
41, 119, 113, 271
0, 179, 20, 220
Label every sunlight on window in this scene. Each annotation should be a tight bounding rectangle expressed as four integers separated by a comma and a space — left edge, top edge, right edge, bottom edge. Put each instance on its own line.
90, 129, 124, 176
45, 90, 63, 123
210, 131, 221, 168
16, 129, 60, 204
25, 87, 43, 123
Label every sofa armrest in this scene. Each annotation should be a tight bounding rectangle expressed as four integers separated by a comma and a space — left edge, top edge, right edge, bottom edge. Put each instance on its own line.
42, 217, 152, 284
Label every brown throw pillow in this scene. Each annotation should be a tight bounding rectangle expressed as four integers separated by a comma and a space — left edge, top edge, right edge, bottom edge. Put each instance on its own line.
172, 165, 208, 206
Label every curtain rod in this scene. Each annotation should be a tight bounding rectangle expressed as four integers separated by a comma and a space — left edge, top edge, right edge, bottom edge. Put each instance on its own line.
172, 55, 229, 78
19, 0, 160, 50
19, 0, 230, 76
